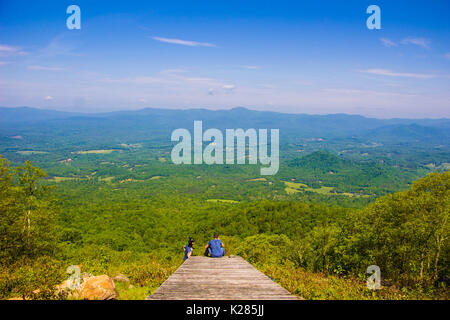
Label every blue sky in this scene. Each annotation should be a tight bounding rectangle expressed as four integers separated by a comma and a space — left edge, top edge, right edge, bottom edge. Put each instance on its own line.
0, 0, 449, 118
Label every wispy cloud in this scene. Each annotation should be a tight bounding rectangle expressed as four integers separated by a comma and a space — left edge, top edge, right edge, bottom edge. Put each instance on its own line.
102, 73, 223, 89
401, 37, 431, 49
380, 37, 431, 50
28, 65, 65, 71
186, 77, 217, 83
102, 76, 173, 85
44, 96, 54, 100
445, 53, 450, 59
222, 84, 236, 93
323, 88, 417, 98
159, 68, 187, 75
0, 44, 28, 57
380, 38, 397, 47
38, 35, 82, 57
240, 65, 261, 69
358, 68, 436, 79
152, 36, 216, 47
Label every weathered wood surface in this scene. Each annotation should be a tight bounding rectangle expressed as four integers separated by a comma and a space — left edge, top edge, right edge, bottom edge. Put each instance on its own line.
147, 256, 298, 300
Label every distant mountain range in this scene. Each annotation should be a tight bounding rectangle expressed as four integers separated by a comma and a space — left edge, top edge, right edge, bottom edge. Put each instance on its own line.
1, 106, 449, 145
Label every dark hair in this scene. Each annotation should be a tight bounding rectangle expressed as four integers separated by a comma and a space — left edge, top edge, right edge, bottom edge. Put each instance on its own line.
214, 233, 219, 239
188, 236, 195, 247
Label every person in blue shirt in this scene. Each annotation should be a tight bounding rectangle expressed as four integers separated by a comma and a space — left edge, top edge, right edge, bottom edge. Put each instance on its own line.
183, 237, 195, 260
204, 233, 225, 258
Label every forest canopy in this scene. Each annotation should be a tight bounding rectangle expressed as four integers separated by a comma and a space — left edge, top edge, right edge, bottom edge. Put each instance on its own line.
0, 154, 448, 299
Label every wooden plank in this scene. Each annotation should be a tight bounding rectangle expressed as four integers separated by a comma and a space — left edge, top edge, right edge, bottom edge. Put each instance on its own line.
147, 256, 299, 300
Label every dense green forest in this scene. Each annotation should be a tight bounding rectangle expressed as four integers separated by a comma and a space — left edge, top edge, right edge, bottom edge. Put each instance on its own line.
0, 107, 449, 299
0, 155, 448, 299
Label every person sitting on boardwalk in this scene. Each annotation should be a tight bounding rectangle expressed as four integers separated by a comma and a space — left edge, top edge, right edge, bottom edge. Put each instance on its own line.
183, 237, 195, 260
204, 233, 225, 258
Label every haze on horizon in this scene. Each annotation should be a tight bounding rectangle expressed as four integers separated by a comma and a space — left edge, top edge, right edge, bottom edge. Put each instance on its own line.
0, 0, 449, 119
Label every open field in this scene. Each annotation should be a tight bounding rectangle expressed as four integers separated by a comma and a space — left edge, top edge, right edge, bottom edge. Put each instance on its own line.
17, 151, 48, 155
73, 150, 116, 155
49, 176, 80, 182
206, 199, 239, 204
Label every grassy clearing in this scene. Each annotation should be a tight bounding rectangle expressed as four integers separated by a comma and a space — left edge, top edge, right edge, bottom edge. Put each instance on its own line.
17, 151, 48, 155
119, 143, 142, 148
305, 186, 335, 194
248, 178, 267, 182
73, 150, 116, 155
339, 192, 355, 197
50, 176, 80, 182
119, 179, 145, 183
284, 181, 308, 188
285, 187, 301, 195
99, 176, 114, 183
206, 199, 239, 204
283, 181, 358, 197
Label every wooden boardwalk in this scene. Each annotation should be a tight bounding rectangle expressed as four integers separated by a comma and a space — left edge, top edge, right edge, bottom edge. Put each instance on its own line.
147, 256, 298, 300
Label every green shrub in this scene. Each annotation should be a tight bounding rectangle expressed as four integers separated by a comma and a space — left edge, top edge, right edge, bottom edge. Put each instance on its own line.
235, 234, 297, 267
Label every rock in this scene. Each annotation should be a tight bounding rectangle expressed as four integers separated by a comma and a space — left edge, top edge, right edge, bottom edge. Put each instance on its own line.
79, 275, 119, 300
113, 273, 130, 283
55, 280, 70, 294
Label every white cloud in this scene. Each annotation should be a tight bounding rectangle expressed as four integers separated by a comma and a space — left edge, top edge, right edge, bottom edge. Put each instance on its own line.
102, 72, 226, 88
401, 37, 430, 49
186, 77, 216, 83
28, 65, 65, 71
0, 44, 28, 57
3, 74, 449, 118
38, 35, 81, 57
222, 84, 235, 89
44, 96, 54, 100
102, 76, 173, 85
222, 84, 236, 93
152, 37, 216, 47
323, 88, 417, 98
357, 68, 435, 79
380, 38, 397, 47
0, 45, 18, 53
